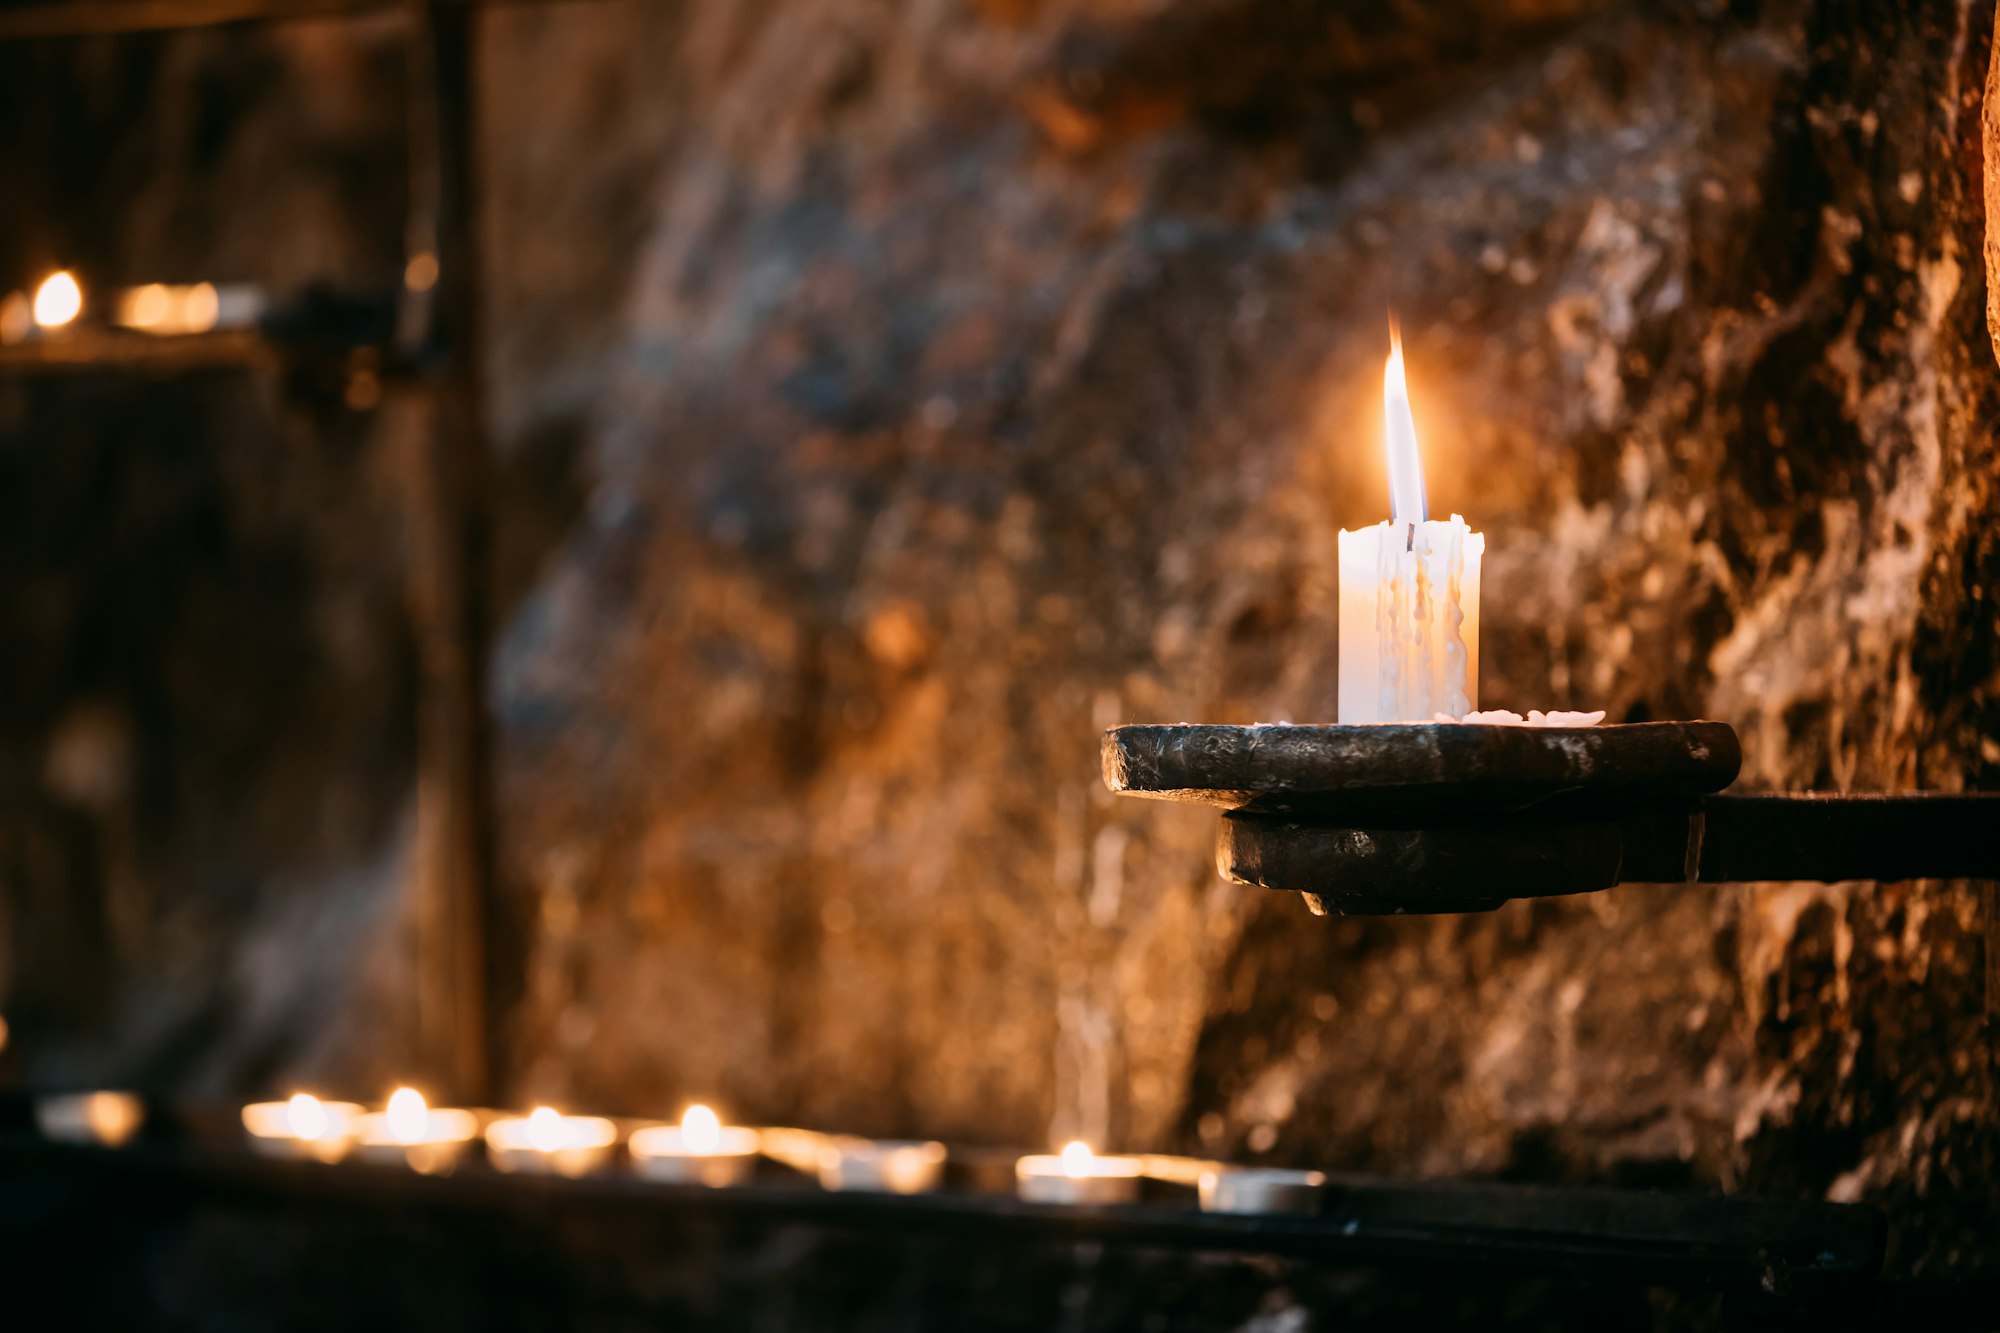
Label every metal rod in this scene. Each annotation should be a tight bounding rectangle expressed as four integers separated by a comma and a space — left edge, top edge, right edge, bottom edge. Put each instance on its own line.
1217, 792, 2000, 914
1693, 793, 2000, 883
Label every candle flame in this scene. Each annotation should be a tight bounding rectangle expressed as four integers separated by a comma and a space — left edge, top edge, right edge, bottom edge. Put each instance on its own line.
286, 1092, 329, 1142
680, 1103, 723, 1155
526, 1105, 567, 1152
385, 1087, 429, 1144
32, 271, 82, 329
124, 283, 172, 329
1059, 1140, 1096, 1178
116, 282, 221, 335
1383, 323, 1427, 525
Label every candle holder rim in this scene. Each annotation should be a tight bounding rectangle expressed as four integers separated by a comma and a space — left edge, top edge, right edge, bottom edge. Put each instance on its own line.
1015, 1151, 1145, 1178
485, 1112, 620, 1151
628, 1122, 762, 1157
355, 1106, 481, 1145
241, 1099, 366, 1136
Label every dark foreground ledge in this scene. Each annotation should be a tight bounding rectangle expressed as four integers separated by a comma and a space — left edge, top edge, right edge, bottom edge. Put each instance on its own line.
0, 1133, 1911, 1330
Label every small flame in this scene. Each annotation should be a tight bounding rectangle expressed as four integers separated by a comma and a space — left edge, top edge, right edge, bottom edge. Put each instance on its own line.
1059, 1140, 1096, 1178
123, 283, 172, 329
386, 1087, 429, 1144
181, 282, 219, 333
116, 282, 220, 335
286, 1093, 329, 1142
680, 1103, 723, 1155
526, 1105, 567, 1152
1383, 322, 1427, 525
83, 1092, 144, 1147
32, 271, 82, 329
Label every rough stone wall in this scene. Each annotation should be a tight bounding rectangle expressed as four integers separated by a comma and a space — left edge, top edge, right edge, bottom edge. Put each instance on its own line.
0, 0, 1993, 1288
486, 0, 2000, 1277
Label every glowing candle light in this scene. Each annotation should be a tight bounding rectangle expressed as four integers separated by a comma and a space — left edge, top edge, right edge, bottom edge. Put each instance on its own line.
120, 283, 174, 330
680, 1103, 722, 1154
35, 1091, 145, 1148
242, 1092, 363, 1163
32, 271, 82, 329
1061, 1140, 1095, 1176
629, 1103, 760, 1186
354, 1087, 479, 1175
112, 280, 259, 335
1337, 325, 1483, 722
386, 1086, 431, 1143
289, 1092, 329, 1140
485, 1105, 617, 1177
1015, 1139, 1143, 1204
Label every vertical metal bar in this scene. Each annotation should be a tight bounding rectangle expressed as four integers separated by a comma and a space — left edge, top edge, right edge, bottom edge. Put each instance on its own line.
400, 0, 497, 1106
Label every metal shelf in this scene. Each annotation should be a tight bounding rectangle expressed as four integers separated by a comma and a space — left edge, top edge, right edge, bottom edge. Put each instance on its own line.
0, 1135, 1884, 1304
0, 328, 275, 374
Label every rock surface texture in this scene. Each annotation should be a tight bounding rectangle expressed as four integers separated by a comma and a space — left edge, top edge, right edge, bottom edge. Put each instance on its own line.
0, 0, 1995, 1295
486, 0, 2000, 1279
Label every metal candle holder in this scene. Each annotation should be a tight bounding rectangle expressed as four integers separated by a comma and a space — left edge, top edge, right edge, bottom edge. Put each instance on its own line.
1102, 722, 1999, 916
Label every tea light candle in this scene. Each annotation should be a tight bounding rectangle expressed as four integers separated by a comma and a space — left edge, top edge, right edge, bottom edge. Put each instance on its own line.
1016, 1140, 1143, 1205
36, 1091, 145, 1147
817, 1137, 947, 1195
629, 1104, 760, 1186
485, 1106, 618, 1177
1198, 1167, 1327, 1216
1338, 329, 1483, 723
355, 1087, 479, 1175
243, 1092, 363, 1164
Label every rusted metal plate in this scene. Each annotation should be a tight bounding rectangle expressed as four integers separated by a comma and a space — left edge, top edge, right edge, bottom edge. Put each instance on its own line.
1104, 722, 1741, 817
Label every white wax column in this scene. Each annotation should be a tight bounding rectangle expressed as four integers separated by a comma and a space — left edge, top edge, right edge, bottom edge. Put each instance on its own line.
1337, 515, 1482, 723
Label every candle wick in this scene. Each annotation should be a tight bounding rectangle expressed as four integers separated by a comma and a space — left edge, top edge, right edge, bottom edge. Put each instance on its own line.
1405, 522, 1415, 553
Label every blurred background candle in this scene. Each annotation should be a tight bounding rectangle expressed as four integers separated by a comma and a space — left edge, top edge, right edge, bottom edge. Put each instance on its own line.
355, 1087, 478, 1175
628, 1104, 759, 1186
817, 1137, 946, 1195
1016, 1140, 1142, 1205
35, 1091, 144, 1147
243, 1093, 362, 1164
485, 1106, 617, 1177
1338, 328, 1483, 723
1198, 1167, 1327, 1216
30, 269, 82, 329
111, 281, 265, 335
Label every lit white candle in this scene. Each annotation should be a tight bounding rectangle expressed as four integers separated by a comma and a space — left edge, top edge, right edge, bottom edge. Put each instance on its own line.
1016, 1140, 1143, 1205
355, 1087, 479, 1175
628, 1104, 760, 1186
36, 1091, 145, 1148
485, 1105, 618, 1177
243, 1092, 364, 1164
1338, 329, 1483, 723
